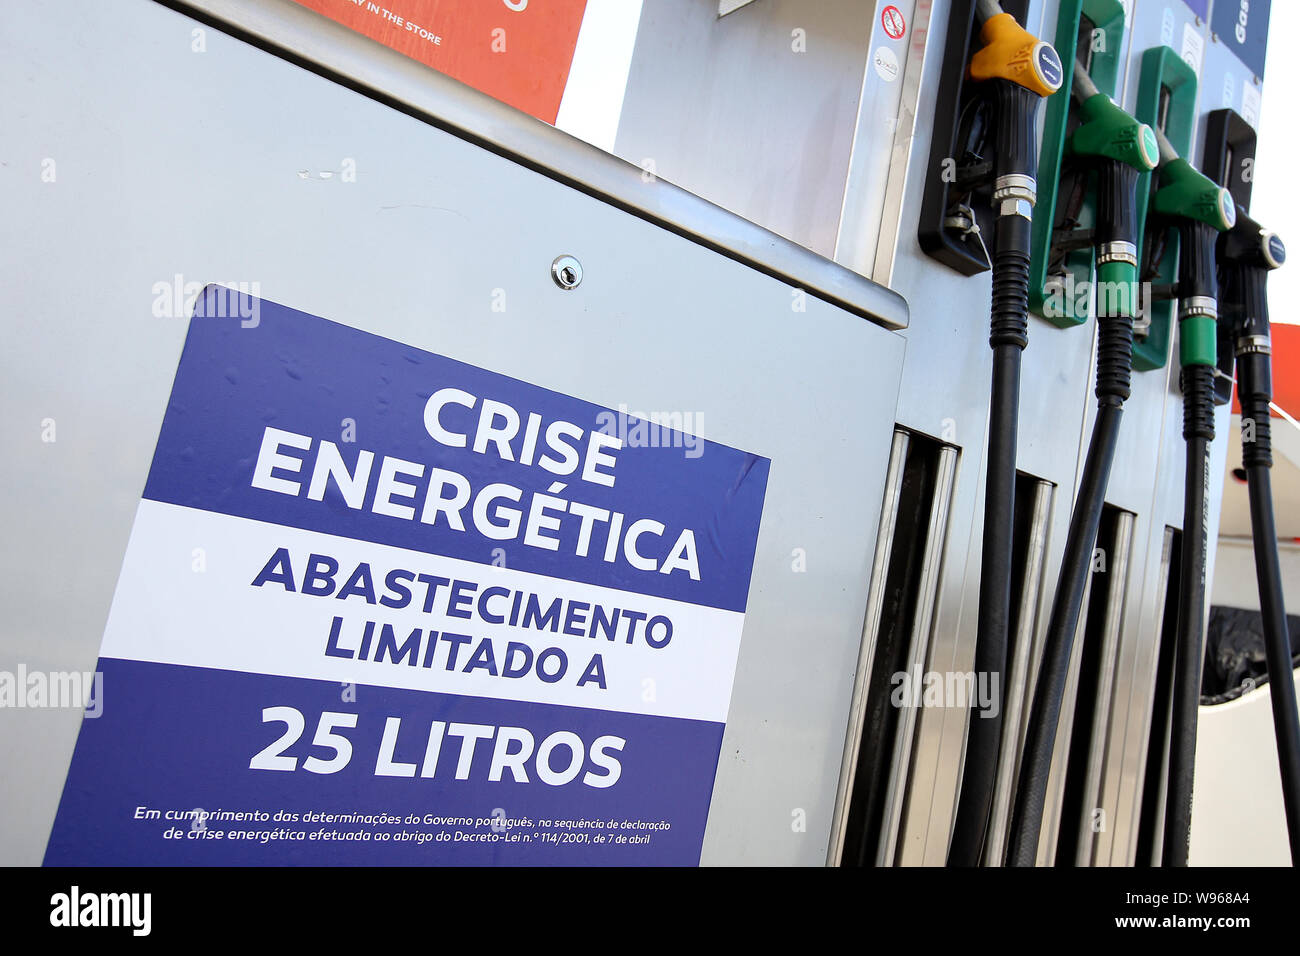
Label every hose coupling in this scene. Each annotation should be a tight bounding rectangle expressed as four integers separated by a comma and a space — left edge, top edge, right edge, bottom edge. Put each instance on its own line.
1097, 240, 1137, 267
1178, 296, 1218, 321
993, 173, 1038, 205
1236, 333, 1272, 357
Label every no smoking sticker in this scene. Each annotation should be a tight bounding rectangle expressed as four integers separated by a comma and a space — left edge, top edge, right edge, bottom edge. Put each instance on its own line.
881, 5, 906, 40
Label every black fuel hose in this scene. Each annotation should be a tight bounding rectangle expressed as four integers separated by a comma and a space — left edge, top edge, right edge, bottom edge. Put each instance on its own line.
947, 4, 1062, 866
1007, 156, 1141, 867
1163, 218, 1220, 866
947, 78, 1042, 866
1224, 217, 1300, 862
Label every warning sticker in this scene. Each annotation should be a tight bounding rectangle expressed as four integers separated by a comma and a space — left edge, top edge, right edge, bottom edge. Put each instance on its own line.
881, 5, 906, 41
1181, 21, 1204, 76
874, 46, 900, 82
43, 289, 770, 866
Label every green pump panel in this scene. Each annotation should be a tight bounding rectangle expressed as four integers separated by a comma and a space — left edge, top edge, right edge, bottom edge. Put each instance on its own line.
1029, 0, 1127, 326
1132, 46, 1198, 371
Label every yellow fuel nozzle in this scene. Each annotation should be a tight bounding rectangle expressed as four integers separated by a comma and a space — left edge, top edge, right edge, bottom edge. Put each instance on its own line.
969, 12, 1063, 98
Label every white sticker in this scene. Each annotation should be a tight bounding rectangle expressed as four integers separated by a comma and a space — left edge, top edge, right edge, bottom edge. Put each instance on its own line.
1180, 22, 1203, 74
873, 46, 900, 82
1223, 71, 1236, 109
1161, 7, 1175, 47
1242, 82, 1261, 127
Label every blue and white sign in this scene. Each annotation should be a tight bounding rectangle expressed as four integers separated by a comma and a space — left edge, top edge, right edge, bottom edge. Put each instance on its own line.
1211, 0, 1271, 79
44, 288, 770, 866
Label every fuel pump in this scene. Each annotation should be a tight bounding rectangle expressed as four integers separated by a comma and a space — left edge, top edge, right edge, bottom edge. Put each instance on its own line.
947, 0, 1063, 867
1218, 212, 1300, 863
1007, 63, 1158, 866
1145, 126, 1237, 867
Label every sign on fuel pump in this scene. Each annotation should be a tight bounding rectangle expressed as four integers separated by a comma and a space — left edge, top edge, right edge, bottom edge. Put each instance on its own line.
289, 0, 589, 123
43, 288, 769, 866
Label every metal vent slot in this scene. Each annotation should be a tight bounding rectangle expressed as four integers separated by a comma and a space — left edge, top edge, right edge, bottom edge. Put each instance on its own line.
830, 428, 959, 866
1135, 527, 1182, 866
982, 474, 1056, 865
1053, 505, 1137, 865
1032, 509, 1121, 864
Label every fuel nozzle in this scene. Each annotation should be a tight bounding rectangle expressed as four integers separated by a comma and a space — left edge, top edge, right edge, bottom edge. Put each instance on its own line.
1152, 132, 1237, 237
969, 6, 1064, 214
1222, 209, 1286, 271
1065, 63, 1157, 406
964, 3, 1062, 349
1068, 64, 1159, 302
1149, 126, 1236, 434
1222, 211, 1286, 467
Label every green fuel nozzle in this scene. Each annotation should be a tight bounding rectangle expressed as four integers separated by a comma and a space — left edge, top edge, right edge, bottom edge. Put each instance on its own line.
1069, 92, 1161, 175
1154, 156, 1237, 233
1150, 127, 1237, 371
1066, 63, 1158, 323
1068, 61, 1160, 175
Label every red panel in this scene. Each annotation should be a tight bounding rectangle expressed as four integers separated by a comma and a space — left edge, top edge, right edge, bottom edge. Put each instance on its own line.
292, 0, 588, 124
